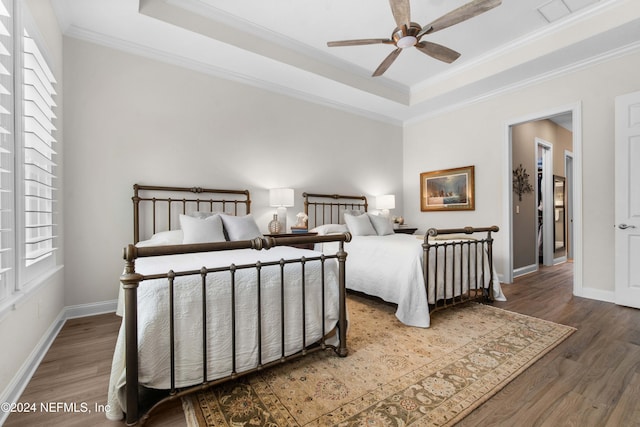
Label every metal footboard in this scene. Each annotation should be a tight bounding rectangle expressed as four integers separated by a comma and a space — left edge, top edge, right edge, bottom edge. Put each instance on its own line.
422, 226, 498, 312
120, 233, 350, 425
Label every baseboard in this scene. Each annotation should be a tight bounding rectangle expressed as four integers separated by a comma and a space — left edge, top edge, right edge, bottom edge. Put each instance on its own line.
0, 299, 118, 425
0, 310, 66, 425
64, 299, 118, 319
513, 264, 538, 278
579, 287, 615, 303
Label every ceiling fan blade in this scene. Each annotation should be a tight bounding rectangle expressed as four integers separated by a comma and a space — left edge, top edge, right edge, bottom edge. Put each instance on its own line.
389, 0, 411, 35
372, 48, 402, 77
327, 38, 392, 47
418, 0, 502, 37
415, 41, 461, 64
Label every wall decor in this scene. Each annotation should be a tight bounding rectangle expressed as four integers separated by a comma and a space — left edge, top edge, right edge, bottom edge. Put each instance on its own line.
420, 165, 475, 211
512, 163, 534, 201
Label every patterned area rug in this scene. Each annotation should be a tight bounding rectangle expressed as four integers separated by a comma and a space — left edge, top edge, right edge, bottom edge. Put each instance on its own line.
182, 294, 575, 426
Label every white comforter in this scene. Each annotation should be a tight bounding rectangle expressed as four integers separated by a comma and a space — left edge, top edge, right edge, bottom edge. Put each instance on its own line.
318, 234, 505, 328
107, 246, 340, 421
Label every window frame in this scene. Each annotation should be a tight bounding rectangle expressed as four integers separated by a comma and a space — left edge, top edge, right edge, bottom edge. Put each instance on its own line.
0, 0, 60, 311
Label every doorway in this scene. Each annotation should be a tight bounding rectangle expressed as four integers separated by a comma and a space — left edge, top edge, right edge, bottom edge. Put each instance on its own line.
536, 139, 553, 267
503, 103, 582, 295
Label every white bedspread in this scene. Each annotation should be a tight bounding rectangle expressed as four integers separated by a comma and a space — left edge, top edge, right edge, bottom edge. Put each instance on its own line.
106, 246, 340, 421
318, 234, 505, 328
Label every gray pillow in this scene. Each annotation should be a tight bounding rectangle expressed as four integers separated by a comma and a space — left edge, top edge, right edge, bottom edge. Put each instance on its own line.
220, 214, 263, 241
368, 213, 395, 236
179, 214, 226, 244
344, 213, 376, 236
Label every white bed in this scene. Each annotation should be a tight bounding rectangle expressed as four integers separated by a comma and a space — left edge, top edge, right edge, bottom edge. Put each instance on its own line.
314, 228, 505, 328
108, 185, 350, 424
107, 246, 341, 420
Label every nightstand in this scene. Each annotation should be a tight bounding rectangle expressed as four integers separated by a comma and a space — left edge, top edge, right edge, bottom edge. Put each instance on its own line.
264, 232, 318, 250
394, 226, 417, 235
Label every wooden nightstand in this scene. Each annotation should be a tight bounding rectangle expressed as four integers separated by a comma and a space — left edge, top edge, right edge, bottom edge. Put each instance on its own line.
264, 232, 318, 250
394, 226, 417, 235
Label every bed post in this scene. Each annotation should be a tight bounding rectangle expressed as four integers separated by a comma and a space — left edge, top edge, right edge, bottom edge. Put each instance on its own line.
132, 184, 141, 244
336, 233, 351, 357
485, 226, 498, 302
121, 244, 143, 426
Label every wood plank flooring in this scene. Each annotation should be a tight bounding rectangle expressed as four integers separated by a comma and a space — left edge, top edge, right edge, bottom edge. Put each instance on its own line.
6, 262, 640, 426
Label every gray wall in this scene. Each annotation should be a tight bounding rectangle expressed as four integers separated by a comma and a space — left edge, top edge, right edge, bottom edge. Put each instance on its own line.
62, 36, 403, 306
403, 48, 640, 300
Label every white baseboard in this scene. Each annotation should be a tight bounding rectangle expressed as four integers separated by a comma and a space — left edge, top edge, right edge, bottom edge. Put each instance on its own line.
0, 310, 66, 425
578, 287, 615, 303
64, 299, 118, 319
0, 299, 117, 425
513, 264, 538, 278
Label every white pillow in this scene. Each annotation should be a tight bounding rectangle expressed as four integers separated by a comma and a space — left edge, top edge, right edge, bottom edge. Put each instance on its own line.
189, 211, 218, 219
368, 213, 395, 236
220, 214, 263, 241
135, 229, 184, 247
344, 213, 376, 236
179, 214, 226, 244
310, 223, 349, 235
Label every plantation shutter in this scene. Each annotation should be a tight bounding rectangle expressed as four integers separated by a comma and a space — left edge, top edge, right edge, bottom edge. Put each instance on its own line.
0, 0, 12, 300
23, 28, 56, 267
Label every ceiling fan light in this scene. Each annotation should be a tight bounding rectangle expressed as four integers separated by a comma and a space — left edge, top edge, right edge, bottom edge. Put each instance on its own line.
396, 35, 417, 48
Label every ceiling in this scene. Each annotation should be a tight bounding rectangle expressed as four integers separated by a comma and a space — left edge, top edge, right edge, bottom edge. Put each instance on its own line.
52, 0, 640, 125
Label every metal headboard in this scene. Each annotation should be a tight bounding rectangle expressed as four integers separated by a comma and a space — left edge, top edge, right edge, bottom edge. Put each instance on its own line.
132, 184, 251, 243
303, 192, 368, 229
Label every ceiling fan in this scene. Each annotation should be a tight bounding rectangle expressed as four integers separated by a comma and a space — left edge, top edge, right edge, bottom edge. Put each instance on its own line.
327, 0, 502, 77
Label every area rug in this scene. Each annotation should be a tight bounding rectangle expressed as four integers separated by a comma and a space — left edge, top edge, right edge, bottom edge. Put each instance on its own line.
182, 294, 575, 426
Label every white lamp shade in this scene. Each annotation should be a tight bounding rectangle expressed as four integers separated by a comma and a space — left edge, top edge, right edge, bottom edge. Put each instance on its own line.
376, 194, 395, 210
269, 188, 295, 207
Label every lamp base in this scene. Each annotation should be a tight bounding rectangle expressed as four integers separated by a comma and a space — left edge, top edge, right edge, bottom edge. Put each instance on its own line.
276, 206, 288, 233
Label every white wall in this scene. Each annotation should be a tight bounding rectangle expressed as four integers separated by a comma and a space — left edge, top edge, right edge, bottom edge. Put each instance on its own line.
0, 0, 65, 408
403, 48, 640, 296
62, 37, 403, 306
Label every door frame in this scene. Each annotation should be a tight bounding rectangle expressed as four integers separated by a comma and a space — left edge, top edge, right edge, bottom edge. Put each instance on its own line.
536, 138, 554, 266
503, 102, 583, 297
565, 150, 574, 260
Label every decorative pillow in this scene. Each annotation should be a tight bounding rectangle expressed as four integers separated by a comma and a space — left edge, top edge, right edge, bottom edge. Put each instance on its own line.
135, 229, 184, 247
220, 214, 263, 241
343, 209, 365, 217
344, 213, 377, 236
189, 210, 218, 219
367, 213, 395, 236
179, 214, 226, 244
310, 223, 349, 235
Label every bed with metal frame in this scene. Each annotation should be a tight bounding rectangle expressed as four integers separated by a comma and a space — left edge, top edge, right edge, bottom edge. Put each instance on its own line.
107, 185, 350, 425
303, 192, 502, 326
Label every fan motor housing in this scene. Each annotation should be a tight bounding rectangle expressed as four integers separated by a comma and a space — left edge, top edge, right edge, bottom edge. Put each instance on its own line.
391, 22, 422, 43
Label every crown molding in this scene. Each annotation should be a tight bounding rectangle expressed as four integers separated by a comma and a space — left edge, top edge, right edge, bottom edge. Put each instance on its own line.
64, 25, 404, 127
404, 39, 640, 126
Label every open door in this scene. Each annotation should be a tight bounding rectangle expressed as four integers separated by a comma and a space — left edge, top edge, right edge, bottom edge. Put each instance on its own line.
615, 90, 640, 308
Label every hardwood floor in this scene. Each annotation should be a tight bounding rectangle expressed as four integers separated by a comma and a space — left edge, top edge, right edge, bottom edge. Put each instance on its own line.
6, 262, 640, 426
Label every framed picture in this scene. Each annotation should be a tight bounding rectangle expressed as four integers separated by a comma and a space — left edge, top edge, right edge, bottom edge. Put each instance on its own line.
420, 166, 475, 211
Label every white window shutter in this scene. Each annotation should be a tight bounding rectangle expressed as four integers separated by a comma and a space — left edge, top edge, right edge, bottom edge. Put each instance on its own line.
0, 0, 13, 300
22, 29, 56, 268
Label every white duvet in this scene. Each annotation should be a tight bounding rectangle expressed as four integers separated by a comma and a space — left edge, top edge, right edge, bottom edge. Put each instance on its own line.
318, 234, 505, 328
106, 246, 341, 421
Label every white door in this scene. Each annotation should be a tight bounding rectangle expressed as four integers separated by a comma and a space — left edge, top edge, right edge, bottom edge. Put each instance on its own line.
615, 90, 640, 308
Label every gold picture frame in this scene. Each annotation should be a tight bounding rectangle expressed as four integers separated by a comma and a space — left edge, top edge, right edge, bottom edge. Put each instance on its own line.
420, 166, 475, 211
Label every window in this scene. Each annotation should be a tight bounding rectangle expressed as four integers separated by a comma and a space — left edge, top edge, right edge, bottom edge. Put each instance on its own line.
0, 0, 58, 307
22, 28, 57, 274
0, 0, 13, 301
